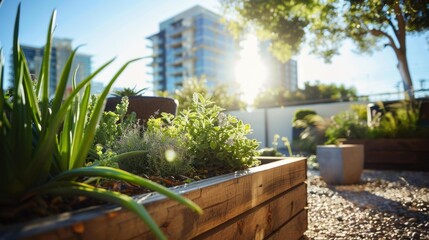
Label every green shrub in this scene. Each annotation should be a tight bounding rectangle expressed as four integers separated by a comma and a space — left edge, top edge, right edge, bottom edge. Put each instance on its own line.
368, 101, 425, 138
259, 134, 293, 157
176, 94, 260, 170
292, 109, 317, 124
296, 114, 328, 153
325, 111, 368, 144
115, 119, 194, 177
91, 96, 137, 149
150, 93, 259, 170
112, 93, 259, 175
350, 104, 367, 121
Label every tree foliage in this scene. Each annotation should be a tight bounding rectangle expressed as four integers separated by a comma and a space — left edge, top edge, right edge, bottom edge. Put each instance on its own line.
253, 81, 357, 108
222, 0, 429, 99
158, 78, 246, 112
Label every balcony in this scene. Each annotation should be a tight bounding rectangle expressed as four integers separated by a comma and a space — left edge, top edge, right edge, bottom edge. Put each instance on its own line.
169, 37, 184, 48
168, 25, 193, 38
152, 49, 163, 57
146, 58, 163, 67
147, 39, 163, 48
171, 53, 194, 66
170, 66, 184, 76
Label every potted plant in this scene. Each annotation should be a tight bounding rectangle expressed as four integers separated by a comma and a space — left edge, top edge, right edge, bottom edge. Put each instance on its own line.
105, 87, 178, 126
1, 5, 308, 240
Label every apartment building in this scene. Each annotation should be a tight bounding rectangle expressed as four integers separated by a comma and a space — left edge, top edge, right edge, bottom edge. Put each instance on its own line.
14, 38, 92, 95
259, 41, 298, 92
147, 5, 237, 93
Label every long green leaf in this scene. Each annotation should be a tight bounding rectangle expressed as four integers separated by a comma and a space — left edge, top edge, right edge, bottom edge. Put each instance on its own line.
37, 9, 56, 111
58, 101, 72, 172
12, 3, 21, 90
69, 83, 91, 169
20, 50, 41, 128
72, 58, 142, 169
9, 61, 34, 191
51, 47, 80, 116
27, 59, 114, 181
33, 181, 167, 240
51, 166, 203, 214
0, 48, 4, 124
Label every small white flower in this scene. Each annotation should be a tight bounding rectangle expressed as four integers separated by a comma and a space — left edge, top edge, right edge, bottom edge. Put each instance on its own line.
218, 112, 227, 127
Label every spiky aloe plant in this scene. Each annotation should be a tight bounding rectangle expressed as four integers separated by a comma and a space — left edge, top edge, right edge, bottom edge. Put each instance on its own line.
0, 4, 201, 240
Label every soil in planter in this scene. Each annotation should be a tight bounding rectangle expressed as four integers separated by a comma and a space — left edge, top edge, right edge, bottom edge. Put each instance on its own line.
0, 166, 240, 227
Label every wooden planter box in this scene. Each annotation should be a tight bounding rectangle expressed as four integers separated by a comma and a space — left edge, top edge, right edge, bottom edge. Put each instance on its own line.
344, 139, 429, 171
1, 158, 307, 240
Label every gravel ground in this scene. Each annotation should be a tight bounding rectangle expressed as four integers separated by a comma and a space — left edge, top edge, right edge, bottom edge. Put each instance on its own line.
304, 170, 429, 240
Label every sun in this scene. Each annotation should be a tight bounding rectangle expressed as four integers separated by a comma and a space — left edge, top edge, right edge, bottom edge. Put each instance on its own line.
234, 34, 267, 107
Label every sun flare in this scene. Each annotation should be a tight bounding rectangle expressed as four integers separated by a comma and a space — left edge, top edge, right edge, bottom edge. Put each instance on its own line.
234, 35, 267, 107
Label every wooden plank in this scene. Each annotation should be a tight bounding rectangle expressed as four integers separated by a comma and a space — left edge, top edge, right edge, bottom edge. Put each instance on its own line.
142, 158, 307, 239
265, 209, 308, 240
344, 139, 429, 171
365, 163, 429, 171
345, 139, 429, 152
14, 158, 306, 240
365, 152, 427, 164
193, 183, 307, 240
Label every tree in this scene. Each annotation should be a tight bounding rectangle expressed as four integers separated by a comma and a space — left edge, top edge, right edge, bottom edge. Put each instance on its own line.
222, 0, 429, 100
158, 78, 246, 112
253, 81, 357, 108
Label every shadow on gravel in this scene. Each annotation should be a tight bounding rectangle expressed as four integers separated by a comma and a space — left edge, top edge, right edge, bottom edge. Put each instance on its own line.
361, 170, 429, 188
329, 187, 429, 223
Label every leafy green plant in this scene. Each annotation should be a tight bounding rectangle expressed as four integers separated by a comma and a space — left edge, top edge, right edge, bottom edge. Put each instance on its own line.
0, 5, 201, 240
292, 109, 317, 124
112, 86, 147, 97
91, 95, 137, 149
175, 94, 260, 170
293, 111, 327, 154
151, 93, 259, 170
325, 111, 368, 144
325, 101, 428, 144
368, 101, 425, 138
114, 118, 194, 177
259, 134, 293, 157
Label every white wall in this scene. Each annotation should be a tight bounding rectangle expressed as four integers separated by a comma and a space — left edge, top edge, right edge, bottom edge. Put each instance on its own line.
227, 101, 367, 147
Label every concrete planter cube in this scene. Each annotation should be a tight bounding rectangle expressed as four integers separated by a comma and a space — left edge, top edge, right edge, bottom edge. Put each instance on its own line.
316, 144, 364, 185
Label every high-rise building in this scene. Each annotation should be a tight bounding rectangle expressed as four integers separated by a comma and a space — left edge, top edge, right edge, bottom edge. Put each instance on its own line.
12, 38, 92, 95
259, 42, 298, 92
147, 5, 238, 93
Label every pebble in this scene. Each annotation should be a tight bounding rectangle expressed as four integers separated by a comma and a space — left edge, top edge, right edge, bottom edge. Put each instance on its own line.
304, 170, 429, 239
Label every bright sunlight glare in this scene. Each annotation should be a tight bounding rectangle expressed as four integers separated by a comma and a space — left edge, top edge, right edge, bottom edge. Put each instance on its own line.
234, 34, 267, 107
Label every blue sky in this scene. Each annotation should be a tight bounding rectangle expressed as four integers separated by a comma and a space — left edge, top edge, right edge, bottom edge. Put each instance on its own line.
1, 0, 428, 96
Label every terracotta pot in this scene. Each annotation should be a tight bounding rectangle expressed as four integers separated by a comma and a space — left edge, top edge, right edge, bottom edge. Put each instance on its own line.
105, 96, 178, 125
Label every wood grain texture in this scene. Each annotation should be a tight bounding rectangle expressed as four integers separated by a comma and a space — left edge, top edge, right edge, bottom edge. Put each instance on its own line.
265, 210, 308, 240
344, 139, 429, 171
10, 158, 307, 240
193, 183, 307, 240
